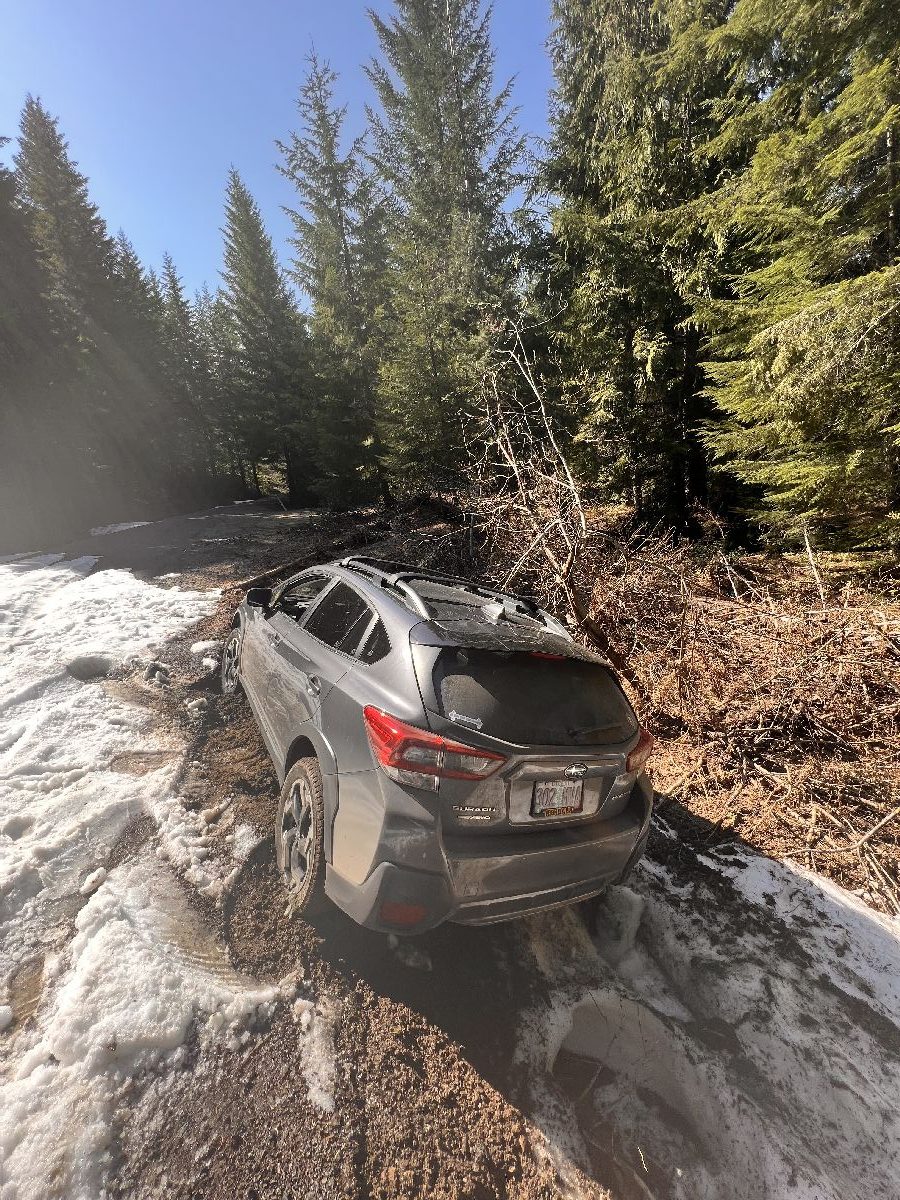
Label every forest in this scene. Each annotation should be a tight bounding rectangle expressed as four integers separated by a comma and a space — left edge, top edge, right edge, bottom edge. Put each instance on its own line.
2, 0, 899, 553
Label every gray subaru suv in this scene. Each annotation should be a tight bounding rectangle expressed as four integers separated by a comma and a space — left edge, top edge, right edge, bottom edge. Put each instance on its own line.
222, 557, 654, 933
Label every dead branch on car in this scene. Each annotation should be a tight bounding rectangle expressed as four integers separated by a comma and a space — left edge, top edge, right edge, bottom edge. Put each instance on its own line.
465, 330, 638, 688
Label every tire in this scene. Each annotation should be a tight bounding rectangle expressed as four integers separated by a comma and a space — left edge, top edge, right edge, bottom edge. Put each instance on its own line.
275, 758, 327, 917
221, 627, 242, 695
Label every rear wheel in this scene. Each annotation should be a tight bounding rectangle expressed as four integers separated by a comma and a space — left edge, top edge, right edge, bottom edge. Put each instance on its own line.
221, 628, 242, 695
275, 758, 326, 916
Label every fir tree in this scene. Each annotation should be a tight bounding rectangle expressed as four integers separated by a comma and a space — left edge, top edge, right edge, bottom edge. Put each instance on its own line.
158, 252, 218, 479
0, 146, 71, 548
699, 0, 900, 544
219, 168, 313, 503
366, 0, 524, 488
545, 0, 730, 525
279, 53, 390, 505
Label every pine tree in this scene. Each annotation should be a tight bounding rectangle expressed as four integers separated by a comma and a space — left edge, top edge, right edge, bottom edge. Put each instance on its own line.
219, 168, 313, 503
699, 0, 900, 544
11, 98, 217, 528
366, 0, 524, 489
0, 145, 71, 548
279, 53, 390, 506
158, 253, 219, 483
545, 0, 730, 525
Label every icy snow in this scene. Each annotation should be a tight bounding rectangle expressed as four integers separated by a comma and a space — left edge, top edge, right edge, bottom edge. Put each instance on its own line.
89, 521, 151, 536
290, 997, 336, 1112
78, 867, 106, 896
1, 859, 276, 1200
189, 639, 220, 655
521, 833, 900, 1200
0, 555, 217, 981
0, 554, 303, 1200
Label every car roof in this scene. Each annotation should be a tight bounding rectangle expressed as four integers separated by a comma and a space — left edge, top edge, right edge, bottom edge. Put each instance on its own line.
278, 557, 591, 659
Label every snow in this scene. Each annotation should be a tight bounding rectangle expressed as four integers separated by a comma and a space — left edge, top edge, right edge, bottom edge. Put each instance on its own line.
290, 997, 336, 1112
89, 521, 151, 536
189, 640, 220, 655
229, 823, 259, 861
78, 867, 106, 896
1, 859, 277, 1200
0, 553, 305, 1199
520, 829, 900, 1200
0, 555, 217, 981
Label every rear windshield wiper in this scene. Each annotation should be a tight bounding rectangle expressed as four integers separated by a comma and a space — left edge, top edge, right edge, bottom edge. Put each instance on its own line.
567, 723, 622, 741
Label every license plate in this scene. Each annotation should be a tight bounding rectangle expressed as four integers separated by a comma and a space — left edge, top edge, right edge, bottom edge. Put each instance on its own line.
532, 780, 584, 818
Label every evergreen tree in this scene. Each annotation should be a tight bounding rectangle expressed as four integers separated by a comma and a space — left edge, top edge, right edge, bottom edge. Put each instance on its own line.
279, 53, 390, 505
158, 252, 218, 478
10, 98, 218, 529
0, 145, 71, 548
545, 0, 730, 525
366, 0, 524, 489
699, 0, 900, 544
219, 168, 313, 503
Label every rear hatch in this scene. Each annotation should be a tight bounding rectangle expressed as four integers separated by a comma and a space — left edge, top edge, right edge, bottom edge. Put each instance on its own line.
409, 622, 640, 834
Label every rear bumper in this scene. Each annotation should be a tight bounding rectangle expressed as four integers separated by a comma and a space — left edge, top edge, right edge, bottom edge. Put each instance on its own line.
325, 774, 653, 933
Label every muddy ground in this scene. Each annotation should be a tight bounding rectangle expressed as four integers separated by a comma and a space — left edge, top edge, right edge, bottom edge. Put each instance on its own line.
13, 500, 893, 1200
61, 502, 603, 1199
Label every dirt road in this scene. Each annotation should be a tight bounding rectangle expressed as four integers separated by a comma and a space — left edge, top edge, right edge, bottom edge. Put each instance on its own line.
2, 503, 898, 1200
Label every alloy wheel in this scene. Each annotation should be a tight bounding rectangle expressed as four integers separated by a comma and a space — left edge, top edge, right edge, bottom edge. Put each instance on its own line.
280, 777, 315, 891
222, 633, 240, 692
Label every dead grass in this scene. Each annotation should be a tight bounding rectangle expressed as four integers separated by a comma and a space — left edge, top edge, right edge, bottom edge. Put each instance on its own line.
536, 525, 900, 914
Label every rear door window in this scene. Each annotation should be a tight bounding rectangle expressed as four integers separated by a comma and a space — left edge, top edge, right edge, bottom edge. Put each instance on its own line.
303, 581, 373, 656
413, 646, 637, 746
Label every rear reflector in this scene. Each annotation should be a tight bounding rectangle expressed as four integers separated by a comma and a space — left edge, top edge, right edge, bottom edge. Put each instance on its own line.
379, 901, 428, 927
363, 706, 506, 792
626, 727, 655, 774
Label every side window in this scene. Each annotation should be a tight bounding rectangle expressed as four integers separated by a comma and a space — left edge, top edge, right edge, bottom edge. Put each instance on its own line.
359, 619, 391, 665
303, 581, 372, 655
277, 574, 331, 620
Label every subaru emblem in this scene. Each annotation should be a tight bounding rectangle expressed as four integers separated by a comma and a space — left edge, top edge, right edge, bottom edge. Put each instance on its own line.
565, 763, 588, 780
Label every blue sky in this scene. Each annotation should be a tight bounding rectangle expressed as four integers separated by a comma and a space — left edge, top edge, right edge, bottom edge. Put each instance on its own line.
1, 0, 553, 296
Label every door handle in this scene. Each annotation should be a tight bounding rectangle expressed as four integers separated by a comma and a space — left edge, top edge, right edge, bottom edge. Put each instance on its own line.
305, 674, 321, 697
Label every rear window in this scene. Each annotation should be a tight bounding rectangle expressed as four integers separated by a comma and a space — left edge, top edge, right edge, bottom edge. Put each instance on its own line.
415, 647, 637, 746
359, 619, 391, 664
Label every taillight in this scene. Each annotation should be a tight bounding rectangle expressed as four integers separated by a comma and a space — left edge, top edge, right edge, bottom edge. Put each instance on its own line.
626, 727, 654, 774
363, 707, 506, 793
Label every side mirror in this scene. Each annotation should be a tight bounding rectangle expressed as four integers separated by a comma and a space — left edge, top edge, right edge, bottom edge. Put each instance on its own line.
246, 587, 273, 610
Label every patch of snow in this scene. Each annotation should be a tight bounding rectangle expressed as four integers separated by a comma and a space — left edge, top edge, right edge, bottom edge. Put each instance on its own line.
229, 823, 259, 862
156, 572, 181, 580
0, 552, 65, 567
387, 932, 433, 971
201, 656, 218, 672
190, 639, 221, 655
89, 522, 151, 537
520, 840, 900, 1200
0, 555, 217, 983
0, 859, 276, 1200
151, 800, 229, 900
290, 997, 335, 1112
0, 1005, 12, 1032
79, 868, 107, 896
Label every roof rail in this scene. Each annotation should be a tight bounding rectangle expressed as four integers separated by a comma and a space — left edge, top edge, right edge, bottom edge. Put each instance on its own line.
338, 555, 553, 626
